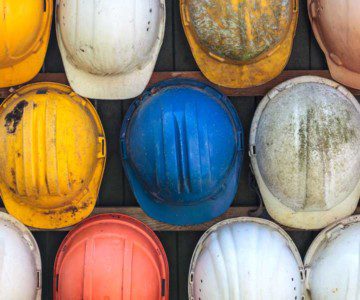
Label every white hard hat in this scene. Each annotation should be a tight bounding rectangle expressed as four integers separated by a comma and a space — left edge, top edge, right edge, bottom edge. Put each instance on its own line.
0, 212, 41, 299
304, 215, 360, 299
188, 217, 305, 300
250, 76, 360, 230
56, 0, 165, 100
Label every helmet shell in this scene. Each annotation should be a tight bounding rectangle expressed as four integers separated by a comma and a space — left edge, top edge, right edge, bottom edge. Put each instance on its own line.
53, 214, 169, 299
188, 217, 304, 299
0, 83, 106, 229
309, 0, 360, 89
121, 79, 244, 225
0, 212, 41, 300
250, 76, 360, 229
304, 215, 360, 299
56, 0, 165, 99
0, 0, 52, 87
180, 0, 298, 88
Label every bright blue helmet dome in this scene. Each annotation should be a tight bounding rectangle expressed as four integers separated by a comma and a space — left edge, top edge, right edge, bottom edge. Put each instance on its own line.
121, 79, 244, 225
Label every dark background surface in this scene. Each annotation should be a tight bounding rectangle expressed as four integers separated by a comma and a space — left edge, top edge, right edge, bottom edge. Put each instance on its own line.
1, 1, 356, 299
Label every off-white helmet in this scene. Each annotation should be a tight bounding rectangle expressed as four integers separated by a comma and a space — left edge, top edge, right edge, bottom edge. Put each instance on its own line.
188, 217, 304, 300
0, 212, 41, 299
56, 0, 165, 100
250, 76, 360, 230
304, 215, 360, 299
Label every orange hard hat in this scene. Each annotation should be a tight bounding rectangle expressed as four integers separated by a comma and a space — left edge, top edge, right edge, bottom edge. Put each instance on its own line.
53, 214, 169, 300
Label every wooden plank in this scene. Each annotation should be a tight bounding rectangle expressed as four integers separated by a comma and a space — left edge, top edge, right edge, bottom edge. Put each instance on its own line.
1, 206, 360, 232
2, 70, 360, 99
0, 207, 254, 231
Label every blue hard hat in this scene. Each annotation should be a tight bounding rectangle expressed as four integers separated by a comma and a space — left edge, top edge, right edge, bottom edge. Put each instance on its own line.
120, 79, 244, 225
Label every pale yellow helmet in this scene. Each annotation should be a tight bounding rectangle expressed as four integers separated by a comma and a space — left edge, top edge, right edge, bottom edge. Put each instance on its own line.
0, 0, 52, 88
180, 0, 298, 88
0, 83, 106, 229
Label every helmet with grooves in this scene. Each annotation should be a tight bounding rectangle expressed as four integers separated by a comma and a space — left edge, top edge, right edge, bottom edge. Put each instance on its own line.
188, 217, 304, 299
53, 214, 169, 299
121, 79, 244, 225
180, 0, 298, 88
305, 215, 360, 299
56, 0, 165, 99
0, 83, 106, 229
0, 0, 52, 87
250, 76, 360, 229
309, 0, 360, 89
0, 212, 41, 299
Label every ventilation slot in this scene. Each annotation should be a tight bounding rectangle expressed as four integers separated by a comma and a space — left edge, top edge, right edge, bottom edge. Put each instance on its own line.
37, 271, 41, 289
101, 138, 105, 156
293, 0, 298, 12
161, 279, 166, 297
250, 145, 256, 156
36, 89, 47, 95
55, 274, 59, 291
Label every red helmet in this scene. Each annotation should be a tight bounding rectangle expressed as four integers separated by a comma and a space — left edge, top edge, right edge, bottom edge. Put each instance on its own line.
53, 214, 169, 299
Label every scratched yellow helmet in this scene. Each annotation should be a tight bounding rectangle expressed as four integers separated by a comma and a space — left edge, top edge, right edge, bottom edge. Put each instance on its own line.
0, 0, 52, 88
0, 83, 106, 229
180, 0, 298, 88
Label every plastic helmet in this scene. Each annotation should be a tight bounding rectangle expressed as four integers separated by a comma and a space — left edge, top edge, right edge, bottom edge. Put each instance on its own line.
308, 0, 360, 89
250, 76, 360, 230
304, 215, 360, 299
121, 79, 244, 225
0, 0, 52, 88
54, 214, 169, 300
180, 0, 298, 88
0, 83, 106, 229
0, 212, 41, 300
55, 0, 165, 100
188, 217, 304, 299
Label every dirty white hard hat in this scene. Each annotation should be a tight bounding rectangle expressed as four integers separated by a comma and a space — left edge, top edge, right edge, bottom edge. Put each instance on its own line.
0, 212, 41, 299
304, 215, 360, 299
56, 0, 165, 100
250, 76, 360, 230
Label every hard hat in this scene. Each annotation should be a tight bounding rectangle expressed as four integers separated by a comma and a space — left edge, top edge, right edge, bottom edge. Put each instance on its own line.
188, 217, 305, 299
304, 215, 360, 299
0, 0, 52, 88
121, 79, 244, 225
308, 0, 360, 89
180, 0, 298, 88
0, 83, 106, 229
250, 76, 360, 230
0, 212, 41, 300
54, 214, 169, 299
55, 0, 165, 100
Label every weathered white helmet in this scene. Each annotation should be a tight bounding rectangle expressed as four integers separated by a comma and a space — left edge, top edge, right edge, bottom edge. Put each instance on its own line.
56, 0, 165, 100
250, 76, 360, 230
304, 215, 360, 299
0, 212, 41, 299
188, 217, 305, 300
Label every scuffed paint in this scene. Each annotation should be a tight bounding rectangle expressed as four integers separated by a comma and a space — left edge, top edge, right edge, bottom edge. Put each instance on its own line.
0, 82, 106, 229
188, 0, 292, 62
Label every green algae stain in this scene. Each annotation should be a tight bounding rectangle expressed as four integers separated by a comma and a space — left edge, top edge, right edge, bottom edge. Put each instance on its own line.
297, 106, 357, 170
189, 0, 292, 61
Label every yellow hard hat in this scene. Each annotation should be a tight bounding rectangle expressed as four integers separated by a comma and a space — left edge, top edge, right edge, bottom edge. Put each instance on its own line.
0, 0, 52, 88
0, 83, 106, 229
180, 0, 298, 88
